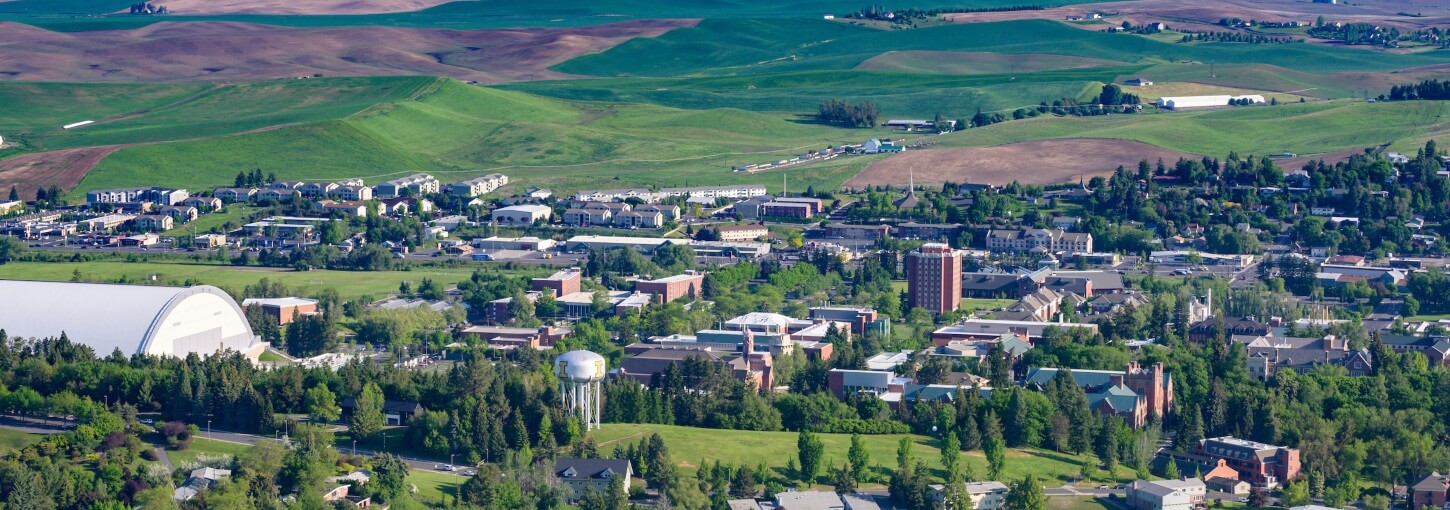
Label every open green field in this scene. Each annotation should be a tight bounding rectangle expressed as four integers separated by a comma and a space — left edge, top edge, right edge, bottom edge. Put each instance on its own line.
167, 437, 252, 465
408, 469, 465, 502
0, 77, 435, 151
554, 19, 1450, 78
503, 67, 1122, 118
0, 428, 43, 453
0, 0, 1114, 31
0, 260, 506, 300
931, 100, 1450, 157
1128, 62, 1450, 100
592, 424, 1136, 488
78, 78, 886, 193
856, 51, 1129, 75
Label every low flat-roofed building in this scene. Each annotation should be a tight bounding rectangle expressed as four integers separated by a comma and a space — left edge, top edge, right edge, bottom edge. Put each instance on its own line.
635, 272, 704, 304
531, 268, 582, 298
932, 318, 1097, 344
241, 297, 320, 325
713, 224, 769, 242
567, 235, 680, 254
472, 236, 557, 251
1126, 479, 1206, 510
492, 204, 552, 226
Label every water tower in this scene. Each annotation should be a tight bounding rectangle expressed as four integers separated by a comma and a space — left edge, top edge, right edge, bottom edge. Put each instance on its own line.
554, 350, 606, 430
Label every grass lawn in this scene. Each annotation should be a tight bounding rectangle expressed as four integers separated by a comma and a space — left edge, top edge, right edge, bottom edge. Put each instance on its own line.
1049, 496, 1116, 510
1404, 313, 1450, 321
960, 298, 1015, 313
164, 205, 267, 238
0, 260, 503, 300
167, 437, 251, 466
408, 469, 465, 502
0, 428, 42, 453
591, 424, 1132, 489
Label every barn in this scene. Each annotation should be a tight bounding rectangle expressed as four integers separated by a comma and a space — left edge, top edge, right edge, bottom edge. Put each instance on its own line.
0, 280, 265, 361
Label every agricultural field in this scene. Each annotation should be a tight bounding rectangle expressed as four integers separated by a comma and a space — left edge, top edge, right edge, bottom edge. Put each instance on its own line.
848, 139, 1200, 188
856, 51, 1129, 75
77, 79, 888, 193
927, 99, 1450, 159
0, 259, 508, 300
591, 423, 1140, 489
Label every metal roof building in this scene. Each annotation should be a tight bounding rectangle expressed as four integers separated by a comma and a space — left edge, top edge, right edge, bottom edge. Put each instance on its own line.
0, 280, 263, 361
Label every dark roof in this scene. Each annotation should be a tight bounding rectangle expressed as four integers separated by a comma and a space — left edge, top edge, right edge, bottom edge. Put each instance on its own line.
554, 458, 631, 481
619, 347, 725, 377
962, 273, 1024, 292
340, 399, 425, 415
1413, 472, 1448, 492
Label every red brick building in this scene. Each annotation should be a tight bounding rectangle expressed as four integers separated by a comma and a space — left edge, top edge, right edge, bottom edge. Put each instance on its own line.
241, 297, 319, 325
634, 272, 704, 304
531, 268, 582, 298
1414, 472, 1449, 510
906, 243, 962, 314
1194, 437, 1301, 488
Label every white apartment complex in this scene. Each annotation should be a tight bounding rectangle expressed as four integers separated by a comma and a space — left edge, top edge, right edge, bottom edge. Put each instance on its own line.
985, 228, 1093, 253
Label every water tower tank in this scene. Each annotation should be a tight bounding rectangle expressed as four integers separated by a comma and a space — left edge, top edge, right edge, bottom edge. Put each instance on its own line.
555, 350, 606, 382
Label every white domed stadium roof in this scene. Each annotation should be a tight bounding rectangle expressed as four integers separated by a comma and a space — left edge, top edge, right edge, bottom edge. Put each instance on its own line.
555, 350, 606, 382
0, 280, 260, 359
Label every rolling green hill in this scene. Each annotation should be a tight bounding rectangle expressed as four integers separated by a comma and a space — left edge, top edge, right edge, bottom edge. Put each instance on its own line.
0, 77, 436, 151
931, 100, 1450, 157
503, 68, 1127, 118
555, 18, 1450, 78
78, 79, 887, 193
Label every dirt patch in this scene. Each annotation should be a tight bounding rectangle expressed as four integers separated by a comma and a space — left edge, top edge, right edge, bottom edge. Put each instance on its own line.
845, 139, 1200, 188
945, 0, 1450, 31
134, 0, 452, 15
0, 146, 124, 200
0, 19, 694, 83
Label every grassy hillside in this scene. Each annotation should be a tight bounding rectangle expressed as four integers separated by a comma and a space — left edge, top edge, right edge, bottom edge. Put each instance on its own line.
556, 18, 1450, 77
1, 77, 436, 150
80, 79, 887, 193
503, 67, 1128, 117
856, 51, 1129, 75
932, 100, 1450, 157
592, 423, 1137, 488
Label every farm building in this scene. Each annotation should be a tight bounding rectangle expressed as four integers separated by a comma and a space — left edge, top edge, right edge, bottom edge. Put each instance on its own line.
1156, 95, 1265, 109
0, 280, 265, 361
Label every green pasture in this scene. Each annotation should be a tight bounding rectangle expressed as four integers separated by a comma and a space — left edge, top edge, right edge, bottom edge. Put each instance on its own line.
80, 79, 886, 193
555, 19, 1450, 78
931, 100, 1450, 157
502, 68, 1123, 117
855, 51, 1129, 75
0, 260, 504, 300
1, 77, 435, 151
591, 423, 1137, 488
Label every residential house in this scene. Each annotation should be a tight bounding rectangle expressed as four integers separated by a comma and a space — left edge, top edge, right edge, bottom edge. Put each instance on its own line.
157, 205, 198, 222
1412, 472, 1450, 510
181, 196, 222, 212
376, 173, 440, 198
173, 467, 232, 502
554, 458, 633, 502
213, 187, 257, 203
615, 210, 663, 229
334, 185, 373, 201
713, 224, 769, 242
564, 208, 613, 226
450, 173, 509, 197
133, 214, 174, 232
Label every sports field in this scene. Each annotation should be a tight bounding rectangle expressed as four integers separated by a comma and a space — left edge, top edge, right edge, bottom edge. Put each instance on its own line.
592, 423, 1138, 488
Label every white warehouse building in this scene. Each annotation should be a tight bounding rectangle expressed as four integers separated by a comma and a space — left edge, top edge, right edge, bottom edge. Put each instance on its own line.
0, 280, 265, 361
1156, 95, 1265, 109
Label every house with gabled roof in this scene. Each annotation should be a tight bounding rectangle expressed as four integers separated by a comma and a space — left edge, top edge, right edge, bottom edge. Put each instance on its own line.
554, 457, 633, 502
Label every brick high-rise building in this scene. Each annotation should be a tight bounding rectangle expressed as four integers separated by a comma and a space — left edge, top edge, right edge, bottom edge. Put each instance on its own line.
906, 243, 962, 314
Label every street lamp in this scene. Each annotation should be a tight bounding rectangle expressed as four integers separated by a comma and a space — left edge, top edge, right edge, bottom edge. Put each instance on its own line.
206, 419, 212, 440
353, 440, 358, 456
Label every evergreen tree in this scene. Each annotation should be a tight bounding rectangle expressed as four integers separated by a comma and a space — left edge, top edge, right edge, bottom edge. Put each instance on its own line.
7, 186, 17, 201
1006, 475, 1045, 510
350, 382, 386, 443
985, 436, 1006, 481
941, 431, 962, 483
